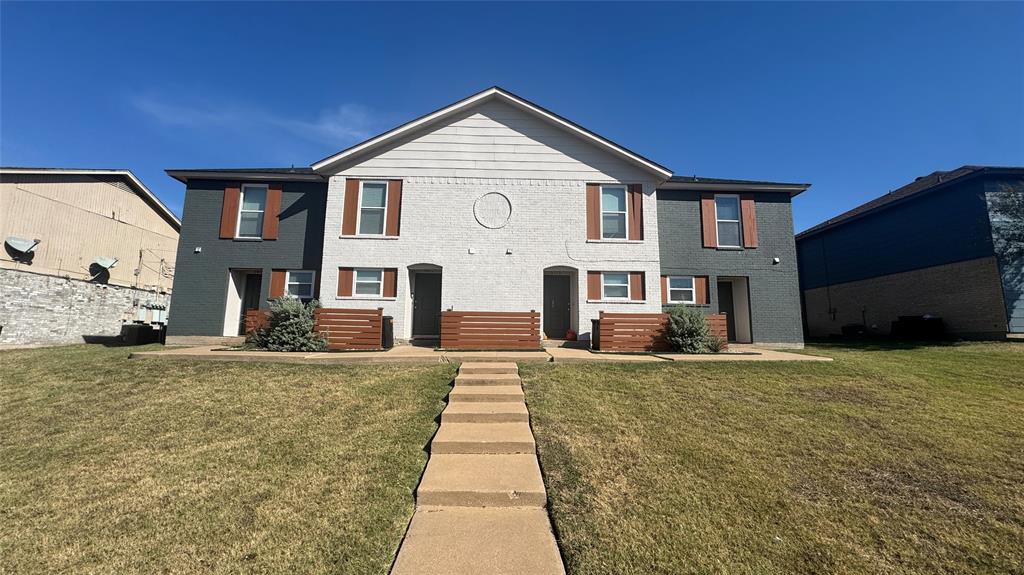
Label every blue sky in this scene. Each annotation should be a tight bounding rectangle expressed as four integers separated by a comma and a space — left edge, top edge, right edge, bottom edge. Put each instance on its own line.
2, 2, 1021, 231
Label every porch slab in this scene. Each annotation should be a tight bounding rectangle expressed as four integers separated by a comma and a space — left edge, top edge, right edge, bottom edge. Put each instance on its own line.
131, 343, 831, 364
654, 348, 832, 361
545, 346, 667, 362
391, 507, 564, 575
445, 351, 551, 362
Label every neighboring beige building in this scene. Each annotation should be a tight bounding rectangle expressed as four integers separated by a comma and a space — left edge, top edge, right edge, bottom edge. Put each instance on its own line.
0, 168, 180, 346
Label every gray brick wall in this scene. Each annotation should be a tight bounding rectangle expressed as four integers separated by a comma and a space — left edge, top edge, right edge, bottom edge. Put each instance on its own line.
656, 190, 804, 346
0, 268, 170, 345
167, 179, 327, 337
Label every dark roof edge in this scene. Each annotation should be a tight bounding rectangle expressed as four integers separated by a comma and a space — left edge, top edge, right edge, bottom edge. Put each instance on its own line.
661, 178, 810, 196
795, 165, 1024, 240
166, 169, 326, 184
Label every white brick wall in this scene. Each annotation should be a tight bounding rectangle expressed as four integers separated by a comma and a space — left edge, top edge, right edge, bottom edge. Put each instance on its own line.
319, 176, 664, 339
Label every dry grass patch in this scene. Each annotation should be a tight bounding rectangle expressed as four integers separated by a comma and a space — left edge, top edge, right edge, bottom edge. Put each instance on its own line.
521, 342, 1024, 575
0, 345, 453, 574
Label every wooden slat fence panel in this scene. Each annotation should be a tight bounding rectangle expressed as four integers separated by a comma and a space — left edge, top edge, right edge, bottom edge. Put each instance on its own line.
597, 312, 729, 352
244, 310, 270, 335
315, 308, 383, 350
440, 310, 541, 350
706, 314, 729, 349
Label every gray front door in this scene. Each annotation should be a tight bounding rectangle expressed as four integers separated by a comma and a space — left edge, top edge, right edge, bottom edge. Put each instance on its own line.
412, 273, 442, 337
543, 275, 571, 339
717, 280, 736, 342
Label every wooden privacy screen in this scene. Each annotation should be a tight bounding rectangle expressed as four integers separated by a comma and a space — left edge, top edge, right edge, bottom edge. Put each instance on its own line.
440, 310, 541, 350
596, 312, 729, 352
314, 308, 384, 350
244, 309, 271, 335
705, 314, 728, 345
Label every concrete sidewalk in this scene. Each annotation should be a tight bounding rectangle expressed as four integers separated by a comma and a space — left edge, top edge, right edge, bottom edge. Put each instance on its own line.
390, 362, 565, 575
132, 344, 829, 364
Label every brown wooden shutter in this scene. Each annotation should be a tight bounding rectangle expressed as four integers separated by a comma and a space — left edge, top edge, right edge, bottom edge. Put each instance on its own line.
270, 269, 286, 298
385, 180, 402, 236
660, 275, 668, 304
629, 272, 644, 301
219, 184, 241, 239
587, 271, 602, 300
741, 194, 758, 248
585, 184, 600, 240
627, 184, 643, 240
383, 268, 397, 297
337, 267, 353, 297
694, 276, 709, 305
341, 179, 359, 235
262, 184, 282, 240
701, 193, 717, 248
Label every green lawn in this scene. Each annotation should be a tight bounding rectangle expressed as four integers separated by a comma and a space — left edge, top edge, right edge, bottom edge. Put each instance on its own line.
521, 342, 1024, 575
0, 345, 453, 575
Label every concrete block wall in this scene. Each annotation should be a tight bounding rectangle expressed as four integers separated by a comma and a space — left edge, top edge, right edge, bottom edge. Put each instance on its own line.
0, 267, 170, 346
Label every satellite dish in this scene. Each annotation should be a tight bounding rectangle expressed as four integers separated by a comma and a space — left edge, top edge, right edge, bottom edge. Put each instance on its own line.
93, 256, 119, 269
5, 236, 40, 254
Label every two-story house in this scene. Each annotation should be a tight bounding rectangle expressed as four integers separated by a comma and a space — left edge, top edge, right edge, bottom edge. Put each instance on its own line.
166, 87, 809, 348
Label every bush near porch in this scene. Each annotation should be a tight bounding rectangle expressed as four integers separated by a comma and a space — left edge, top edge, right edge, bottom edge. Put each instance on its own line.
521, 342, 1024, 575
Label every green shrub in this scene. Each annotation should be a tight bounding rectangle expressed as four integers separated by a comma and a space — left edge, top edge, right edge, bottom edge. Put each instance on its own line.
665, 306, 712, 354
704, 334, 727, 353
246, 298, 327, 352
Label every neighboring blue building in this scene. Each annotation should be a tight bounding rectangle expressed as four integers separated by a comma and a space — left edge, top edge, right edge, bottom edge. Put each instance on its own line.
796, 166, 1024, 339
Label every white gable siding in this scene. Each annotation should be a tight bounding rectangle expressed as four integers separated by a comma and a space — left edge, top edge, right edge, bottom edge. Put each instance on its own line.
336, 100, 652, 182
319, 100, 665, 341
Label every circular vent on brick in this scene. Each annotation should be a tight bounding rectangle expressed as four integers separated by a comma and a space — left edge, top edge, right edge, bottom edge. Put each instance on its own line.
473, 192, 512, 229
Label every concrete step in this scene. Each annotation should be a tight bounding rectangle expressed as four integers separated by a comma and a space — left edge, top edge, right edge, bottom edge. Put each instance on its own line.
442, 401, 529, 423
454, 372, 523, 386
417, 454, 546, 507
431, 422, 536, 454
448, 385, 524, 403
458, 362, 519, 375
391, 507, 565, 575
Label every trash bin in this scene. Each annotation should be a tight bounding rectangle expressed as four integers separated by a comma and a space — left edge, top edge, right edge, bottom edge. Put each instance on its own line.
591, 319, 601, 350
121, 323, 162, 345
382, 316, 394, 349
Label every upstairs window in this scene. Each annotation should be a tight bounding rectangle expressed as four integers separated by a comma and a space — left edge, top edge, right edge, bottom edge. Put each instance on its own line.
715, 195, 742, 248
358, 181, 388, 235
602, 272, 629, 300
286, 271, 315, 299
667, 276, 695, 304
354, 269, 384, 296
601, 185, 627, 239
237, 185, 267, 238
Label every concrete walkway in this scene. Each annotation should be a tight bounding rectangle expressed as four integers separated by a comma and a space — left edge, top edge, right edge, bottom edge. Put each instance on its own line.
390, 362, 565, 575
132, 344, 829, 364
